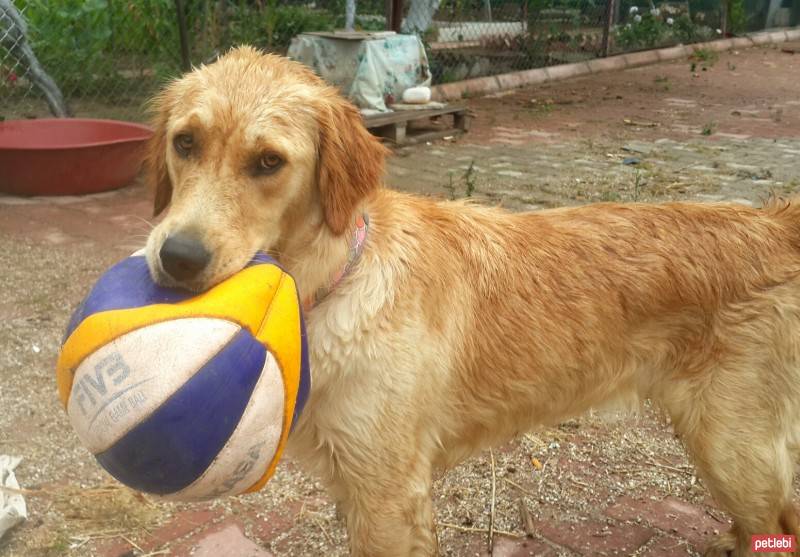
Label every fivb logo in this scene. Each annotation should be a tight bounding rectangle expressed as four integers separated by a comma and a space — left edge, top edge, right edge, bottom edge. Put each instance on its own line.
72, 352, 131, 417
752, 534, 796, 553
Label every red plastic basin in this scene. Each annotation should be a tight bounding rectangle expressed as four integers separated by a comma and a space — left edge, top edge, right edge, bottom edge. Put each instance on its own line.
0, 118, 152, 196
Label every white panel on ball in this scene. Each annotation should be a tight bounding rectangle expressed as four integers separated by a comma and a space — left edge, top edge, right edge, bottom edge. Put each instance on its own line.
164, 351, 286, 500
67, 318, 241, 453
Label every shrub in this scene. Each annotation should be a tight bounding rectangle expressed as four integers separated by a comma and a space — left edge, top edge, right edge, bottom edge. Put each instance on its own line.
614, 4, 716, 51
728, 0, 746, 33
5, 0, 337, 100
267, 6, 335, 49
11, 0, 181, 96
225, 1, 335, 51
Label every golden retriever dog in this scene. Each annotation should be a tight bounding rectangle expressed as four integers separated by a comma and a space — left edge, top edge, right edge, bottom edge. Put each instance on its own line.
144, 46, 800, 556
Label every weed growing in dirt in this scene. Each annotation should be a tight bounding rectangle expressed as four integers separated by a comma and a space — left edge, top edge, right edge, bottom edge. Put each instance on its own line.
444, 161, 477, 199
701, 122, 716, 136
654, 75, 670, 91
690, 48, 719, 72
445, 173, 457, 200
464, 161, 477, 197
692, 48, 718, 64
633, 169, 644, 201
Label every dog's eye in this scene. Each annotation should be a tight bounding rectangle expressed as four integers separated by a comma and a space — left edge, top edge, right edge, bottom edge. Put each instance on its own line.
258, 153, 283, 174
173, 134, 193, 157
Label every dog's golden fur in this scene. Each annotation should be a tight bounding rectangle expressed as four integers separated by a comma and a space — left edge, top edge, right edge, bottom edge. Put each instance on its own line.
144, 46, 800, 556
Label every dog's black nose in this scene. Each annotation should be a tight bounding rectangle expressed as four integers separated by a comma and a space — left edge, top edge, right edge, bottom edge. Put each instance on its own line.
159, 233, 211, 282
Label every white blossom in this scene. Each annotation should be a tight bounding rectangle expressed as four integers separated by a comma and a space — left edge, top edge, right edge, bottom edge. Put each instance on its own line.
634, 14, 642, 22
650, 8, 660, 16
629, 6, 639, 14
666, 17, 674, 25
716, 28, 722, 34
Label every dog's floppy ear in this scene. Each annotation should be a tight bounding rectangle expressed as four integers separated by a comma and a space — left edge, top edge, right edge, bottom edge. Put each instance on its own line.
146, 90, 174, 217
317, 96, 388, 235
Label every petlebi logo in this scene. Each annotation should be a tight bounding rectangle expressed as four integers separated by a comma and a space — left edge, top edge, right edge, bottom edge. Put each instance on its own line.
752, 534, 796, 553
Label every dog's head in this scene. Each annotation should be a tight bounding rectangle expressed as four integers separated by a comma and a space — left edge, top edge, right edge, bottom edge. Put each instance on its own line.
144, 46, 387, 291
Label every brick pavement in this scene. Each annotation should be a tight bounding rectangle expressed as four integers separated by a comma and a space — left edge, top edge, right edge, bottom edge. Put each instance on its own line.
89, 491, 728, 556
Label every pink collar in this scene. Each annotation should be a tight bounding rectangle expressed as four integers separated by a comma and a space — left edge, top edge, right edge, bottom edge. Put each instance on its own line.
304, 214, 369, 310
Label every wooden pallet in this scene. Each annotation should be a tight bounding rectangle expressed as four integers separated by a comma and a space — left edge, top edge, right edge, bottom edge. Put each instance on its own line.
364, 104, 471, 145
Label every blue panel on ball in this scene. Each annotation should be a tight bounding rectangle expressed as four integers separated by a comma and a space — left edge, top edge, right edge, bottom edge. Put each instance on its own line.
63, 256, 192, 343
95, 328, 266, 495
246, 251, 281, 269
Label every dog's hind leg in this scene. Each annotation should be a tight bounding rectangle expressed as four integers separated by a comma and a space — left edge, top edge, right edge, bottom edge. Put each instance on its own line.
660, 361, 800, 557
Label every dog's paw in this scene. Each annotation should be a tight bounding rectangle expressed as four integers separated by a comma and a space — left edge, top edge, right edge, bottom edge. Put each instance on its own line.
702, 530, 736, 557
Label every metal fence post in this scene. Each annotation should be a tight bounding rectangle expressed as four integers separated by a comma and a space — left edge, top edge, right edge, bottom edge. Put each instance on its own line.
720, 0, 729, 35
601, 0, 617, 57
174, 0, 191, 72
386, 0, 403, 33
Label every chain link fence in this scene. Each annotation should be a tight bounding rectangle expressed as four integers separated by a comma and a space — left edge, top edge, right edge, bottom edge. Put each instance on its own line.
2, 1, 182, 121
1, 0, 366, 121
407, 0, 798, 84
2, 0, 797, 121
406, 0, 612, 83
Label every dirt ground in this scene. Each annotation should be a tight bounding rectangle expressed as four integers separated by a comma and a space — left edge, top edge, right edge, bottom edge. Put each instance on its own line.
466, 42, 800, 143
1, 43, 799, 557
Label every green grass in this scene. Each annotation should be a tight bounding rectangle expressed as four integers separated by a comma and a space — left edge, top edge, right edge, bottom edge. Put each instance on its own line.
691, 47, 719, 64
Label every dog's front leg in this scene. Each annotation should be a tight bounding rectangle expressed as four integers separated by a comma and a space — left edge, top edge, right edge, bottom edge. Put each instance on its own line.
330, 453, 439, 557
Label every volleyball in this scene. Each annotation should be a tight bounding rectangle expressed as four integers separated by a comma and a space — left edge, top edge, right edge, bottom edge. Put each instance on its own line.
56, 251, 310, 501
